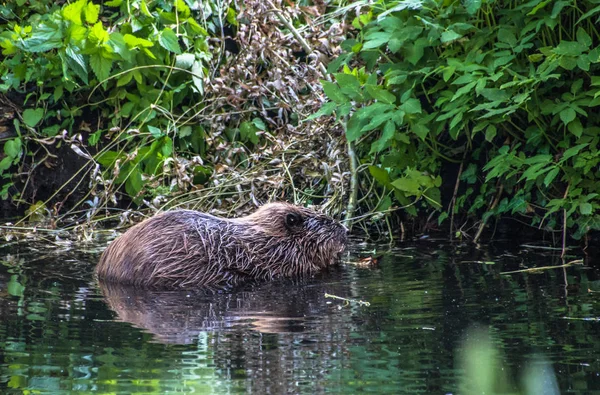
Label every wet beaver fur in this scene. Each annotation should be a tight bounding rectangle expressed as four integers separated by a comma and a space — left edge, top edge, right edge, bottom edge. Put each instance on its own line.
96, 202, 347, 288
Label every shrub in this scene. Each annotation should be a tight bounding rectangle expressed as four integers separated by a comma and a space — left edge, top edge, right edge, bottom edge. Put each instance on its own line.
319, 0, 600, 240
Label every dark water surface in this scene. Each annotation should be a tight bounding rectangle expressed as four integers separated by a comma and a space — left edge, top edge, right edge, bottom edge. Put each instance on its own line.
0, 238, 599, 394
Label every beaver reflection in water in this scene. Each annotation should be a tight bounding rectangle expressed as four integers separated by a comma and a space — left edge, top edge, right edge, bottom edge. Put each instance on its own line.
96, 203, 348, 288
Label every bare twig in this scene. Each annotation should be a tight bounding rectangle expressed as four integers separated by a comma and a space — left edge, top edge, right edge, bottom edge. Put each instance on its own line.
561, 183, 570, 258
500, 259, 583, 275
474, 183, 504, 244
324, 293, 370, 307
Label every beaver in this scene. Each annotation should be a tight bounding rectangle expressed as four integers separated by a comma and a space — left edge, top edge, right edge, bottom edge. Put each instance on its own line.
95, 202, 347, 288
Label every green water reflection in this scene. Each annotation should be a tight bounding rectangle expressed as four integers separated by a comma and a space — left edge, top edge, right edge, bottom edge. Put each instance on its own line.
0, 240, 599, 393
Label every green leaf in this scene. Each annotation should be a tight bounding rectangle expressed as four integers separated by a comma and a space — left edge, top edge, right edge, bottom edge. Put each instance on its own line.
23, 108, 44, 127
191, 60, 204, 94
62, 0, 85, 25
89, 52, 112, 82
252, 118, 266, 130
97, 151, 122, 167
89, 130, 101, 146
391, 177, 420, 195
544, 167, 560, 187
568, 118, 583, 138
68, 24, 87, 43
559, 107, 576, 125
438, 211, 449, 225
554, 41, 587, 57
369, 166, 391, 187
520, 162, 551, 182
562, 143, 588, 161
524, 154, 552, 164
322, 81, 347, 104
412, 123, 428, 141
159, 28, 182, 54
337, 103, 352, 118
136, 1, 151, 17
451, 80, 477, 101
132, 70, 143, 84
126, 168, 144, 197
576, 27, 592, 48
306, 102, 337, 120
405, 39, 426, 65
23, 22, 63, 52
334, 73, 362, 100
4, 138, 21, 158
577, 56, 590, 71
497, 29, 517, 46
370, 121, 396, 153
109, 32, 134, 63
441, 30, 462, 44
580, 202, 593, 215
178, 126, 192, 138
117, 72, 133, 87
423, 187, 442, 208
464, 0, 482, 15
577, 5, 600, 24
400, 98, 421, 114
485, 124, 497, 142
360, 112, 393, 133
147, 125, 164, 138
560, 56, 578, 70
363, 31, 392, 49
449, 112, 463, 137
240, 121, 259, 144
88, 22, 109, 45
0, 157, 12, 171
186, 17, 208, 36
226, 7, 238, 27
551, 1, 569, 19
84, 2, 100, 24
53, 85, 64, 102
161, 137, 173, 158
527, 0, 552, 16
175, 53, 195, 69
64, 46, 88, 84
124, 34, 154, 49
365, 85, 396, 104
388, 37, 404, 53
443, 66, 455, 82
7, 276, 24, 297
42, 125, 60, 137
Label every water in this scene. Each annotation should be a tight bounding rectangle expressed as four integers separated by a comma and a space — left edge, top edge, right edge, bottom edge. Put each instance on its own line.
1, 238, 599, 394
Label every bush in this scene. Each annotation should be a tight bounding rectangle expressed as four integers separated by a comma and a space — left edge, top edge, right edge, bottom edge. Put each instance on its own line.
319, 0, 600, 239
0, 0, 349, 225
0, 0, 218, 205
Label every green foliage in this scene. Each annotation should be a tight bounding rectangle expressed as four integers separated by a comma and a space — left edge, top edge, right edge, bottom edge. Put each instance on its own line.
321, 0, 600, 239
0, 0, 267, 207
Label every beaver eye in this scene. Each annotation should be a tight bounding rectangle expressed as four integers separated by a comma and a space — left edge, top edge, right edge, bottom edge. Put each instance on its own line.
285, 212, 303, 229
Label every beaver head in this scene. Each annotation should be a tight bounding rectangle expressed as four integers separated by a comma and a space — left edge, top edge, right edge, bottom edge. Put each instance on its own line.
96, 202, 347, 288
238, 202, 347, 264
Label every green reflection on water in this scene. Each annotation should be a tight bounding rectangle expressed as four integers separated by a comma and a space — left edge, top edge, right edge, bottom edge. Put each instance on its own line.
0, 241, 599, 394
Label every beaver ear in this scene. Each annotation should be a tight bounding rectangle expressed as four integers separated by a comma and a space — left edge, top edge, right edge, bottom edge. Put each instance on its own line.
284, 212, 303, 229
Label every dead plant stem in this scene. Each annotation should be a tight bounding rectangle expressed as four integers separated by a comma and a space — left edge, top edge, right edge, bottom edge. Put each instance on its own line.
345, 139, 358, 229
561, 183, 570, 258
265, 0, 330, 79
448, 153, 466, 240
473, 182, 504, 244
